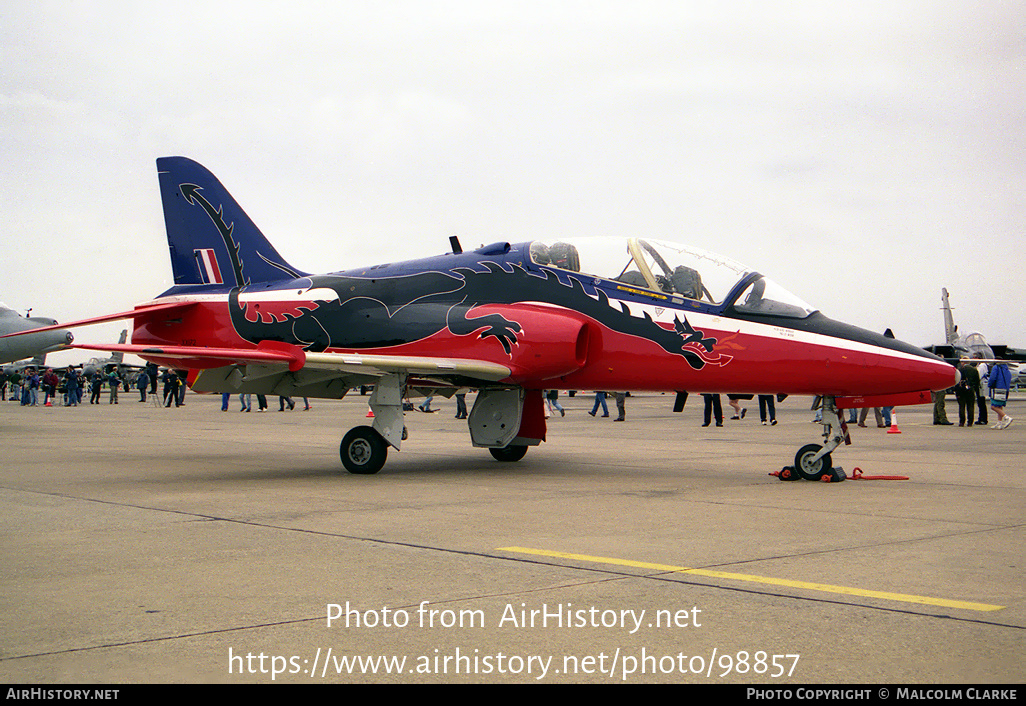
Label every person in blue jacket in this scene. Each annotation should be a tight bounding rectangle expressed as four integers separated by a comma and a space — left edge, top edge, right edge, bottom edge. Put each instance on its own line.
988, 362, 1013, 429
64, 366, 80, 406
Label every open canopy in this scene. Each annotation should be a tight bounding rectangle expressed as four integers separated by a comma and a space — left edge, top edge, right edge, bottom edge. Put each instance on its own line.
526, 237, 816, 319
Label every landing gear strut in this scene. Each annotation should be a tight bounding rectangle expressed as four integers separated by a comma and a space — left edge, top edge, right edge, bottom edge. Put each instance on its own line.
792, 396, 849, 481
340, 373, 406, 474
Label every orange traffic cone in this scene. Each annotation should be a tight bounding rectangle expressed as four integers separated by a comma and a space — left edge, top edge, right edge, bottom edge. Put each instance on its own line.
887, 410, 901, 434
366, 407, 374, 418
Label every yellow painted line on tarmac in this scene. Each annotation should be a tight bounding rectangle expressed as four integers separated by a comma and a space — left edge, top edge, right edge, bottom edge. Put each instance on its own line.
499, 546, 1004, 612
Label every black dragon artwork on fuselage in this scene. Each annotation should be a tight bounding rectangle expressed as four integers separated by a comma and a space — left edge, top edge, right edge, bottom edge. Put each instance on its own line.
227, 260, 722, 370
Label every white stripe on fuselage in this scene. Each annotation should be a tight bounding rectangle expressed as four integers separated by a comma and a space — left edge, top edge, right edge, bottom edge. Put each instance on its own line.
521, 293, 940, 368
139, 287, 339, 307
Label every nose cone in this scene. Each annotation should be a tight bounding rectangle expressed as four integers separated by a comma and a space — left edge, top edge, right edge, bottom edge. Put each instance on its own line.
776, 312, 960, 395
0, 326, 73, 363
40, 328, 73, 353
919, 355, 960, 392
854, 326, 959, 393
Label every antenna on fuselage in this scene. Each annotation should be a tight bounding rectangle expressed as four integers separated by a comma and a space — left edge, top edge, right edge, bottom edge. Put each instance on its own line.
449, 236, 463, 254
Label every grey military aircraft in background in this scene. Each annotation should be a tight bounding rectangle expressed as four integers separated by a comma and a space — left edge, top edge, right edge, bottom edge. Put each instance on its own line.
925, 288, 1023, 383
0, 303, 73, 367
933, 288, 1023, 360
80, 330, 133, 378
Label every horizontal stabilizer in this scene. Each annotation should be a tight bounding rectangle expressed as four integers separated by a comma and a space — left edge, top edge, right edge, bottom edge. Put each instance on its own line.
0, 301, 196, 339
72, 339, 306, 372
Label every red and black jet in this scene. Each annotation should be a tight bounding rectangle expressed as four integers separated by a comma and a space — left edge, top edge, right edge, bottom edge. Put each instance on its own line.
19, 157, 958, 476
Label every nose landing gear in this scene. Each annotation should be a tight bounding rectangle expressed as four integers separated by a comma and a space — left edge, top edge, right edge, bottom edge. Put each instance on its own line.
782, 396, 850, 482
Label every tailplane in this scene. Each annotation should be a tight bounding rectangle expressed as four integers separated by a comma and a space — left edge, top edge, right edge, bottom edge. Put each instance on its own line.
157, 157, 307, 287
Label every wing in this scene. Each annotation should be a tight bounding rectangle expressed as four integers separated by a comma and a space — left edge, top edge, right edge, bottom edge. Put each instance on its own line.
302, 351, 511, 381
72, 340, 512, 397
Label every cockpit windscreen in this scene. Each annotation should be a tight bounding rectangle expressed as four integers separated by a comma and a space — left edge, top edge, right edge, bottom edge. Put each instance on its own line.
527, 237, 815, 318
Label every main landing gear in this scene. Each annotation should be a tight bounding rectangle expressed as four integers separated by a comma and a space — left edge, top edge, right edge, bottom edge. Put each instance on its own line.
782, 395, 850, 481
337, 376, 535, 474
338, 373, 407, 475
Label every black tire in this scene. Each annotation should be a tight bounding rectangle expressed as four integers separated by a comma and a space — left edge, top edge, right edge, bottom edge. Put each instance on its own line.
794, 443, 831, 481
340, 426, 388, 474
489, 445, 528, 462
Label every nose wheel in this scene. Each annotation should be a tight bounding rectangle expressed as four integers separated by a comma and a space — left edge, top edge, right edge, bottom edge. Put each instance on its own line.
794, 443, 832, 481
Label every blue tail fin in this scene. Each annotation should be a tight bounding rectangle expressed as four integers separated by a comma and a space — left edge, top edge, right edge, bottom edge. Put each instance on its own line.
157, 157, 306, 287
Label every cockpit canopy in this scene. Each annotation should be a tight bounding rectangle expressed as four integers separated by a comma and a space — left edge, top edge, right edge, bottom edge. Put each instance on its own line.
527, 237, 816, 319
956, 332, 995, 361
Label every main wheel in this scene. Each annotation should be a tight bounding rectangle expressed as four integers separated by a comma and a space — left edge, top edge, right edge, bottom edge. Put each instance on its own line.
489, 445, 528, 462
340, 426, 388, 474
794, 443, 831, 481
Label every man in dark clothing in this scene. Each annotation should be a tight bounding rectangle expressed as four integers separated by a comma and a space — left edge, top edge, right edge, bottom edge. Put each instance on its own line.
702, 393, 723, 427
147, 363, 158, 396
955, 361, 980, 427
137, 370, 149, 402
614, 391, 627, 422
89, 372, 104, 405
64, 367, 80, 406
162, 369, 181, 407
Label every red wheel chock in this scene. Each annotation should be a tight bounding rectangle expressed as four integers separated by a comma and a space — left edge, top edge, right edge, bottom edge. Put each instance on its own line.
849, 467, 909, 481
771, 466, 908, 482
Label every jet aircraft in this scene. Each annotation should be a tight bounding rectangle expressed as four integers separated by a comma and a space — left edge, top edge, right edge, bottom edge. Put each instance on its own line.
78, 330, 147, 379
925, 287, 1022, 385
18, 157, 958, 477
0, 303, 73, 366
929, 287, 1024, 363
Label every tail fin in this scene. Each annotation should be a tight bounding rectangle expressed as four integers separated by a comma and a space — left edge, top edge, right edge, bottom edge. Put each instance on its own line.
941, 288, 957, 346
157, 157, 307, 287
111, 330, 127, 364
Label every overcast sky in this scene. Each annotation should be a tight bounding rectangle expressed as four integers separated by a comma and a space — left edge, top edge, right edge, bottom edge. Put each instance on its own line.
2, 1, 1024, 366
